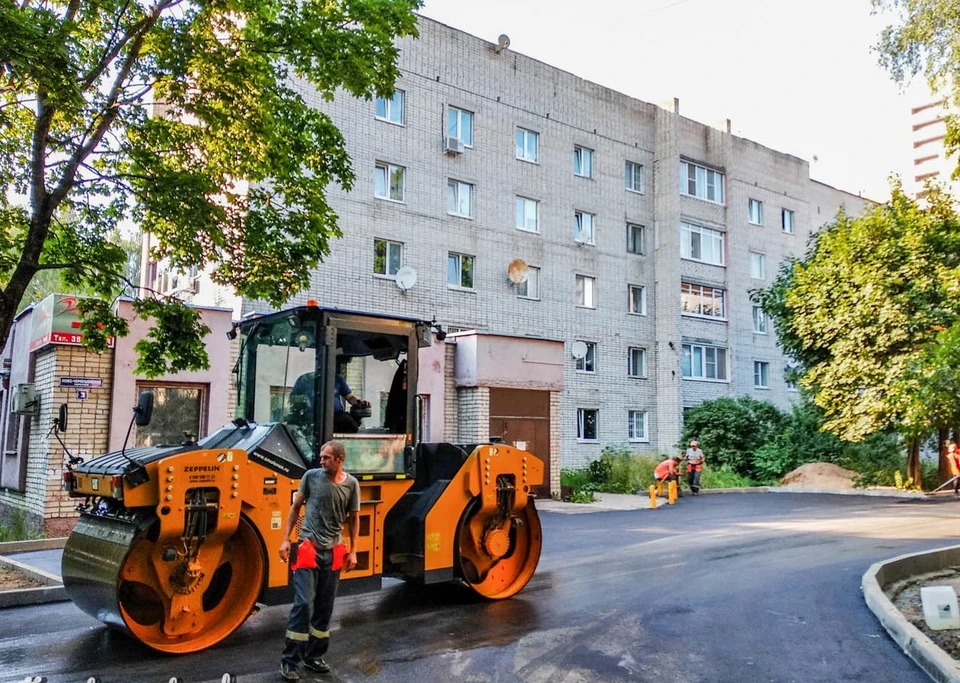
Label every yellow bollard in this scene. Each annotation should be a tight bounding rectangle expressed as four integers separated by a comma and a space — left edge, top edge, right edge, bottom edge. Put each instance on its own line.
656, 481, 663, 497
648, 485, 657, 509
668, 480, 677, 505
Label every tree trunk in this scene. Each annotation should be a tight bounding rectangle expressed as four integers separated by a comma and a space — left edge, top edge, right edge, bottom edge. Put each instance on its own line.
938, 426, 952, 483
907, 437, 922, 490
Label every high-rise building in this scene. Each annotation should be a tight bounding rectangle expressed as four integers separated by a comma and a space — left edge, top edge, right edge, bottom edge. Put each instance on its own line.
142, 17, 872, 467
908, 82, 959, 199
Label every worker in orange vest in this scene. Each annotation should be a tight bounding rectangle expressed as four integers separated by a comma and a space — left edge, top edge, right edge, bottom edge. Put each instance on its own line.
947, 439, 960, 497
654, 455, 682, 497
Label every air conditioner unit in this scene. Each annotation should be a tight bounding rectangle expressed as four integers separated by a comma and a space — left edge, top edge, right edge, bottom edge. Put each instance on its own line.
444, 137, 464, 155
12, 383, 37, 417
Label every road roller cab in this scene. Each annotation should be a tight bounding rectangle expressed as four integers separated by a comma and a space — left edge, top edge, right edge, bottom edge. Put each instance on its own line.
61, 305, 544, 653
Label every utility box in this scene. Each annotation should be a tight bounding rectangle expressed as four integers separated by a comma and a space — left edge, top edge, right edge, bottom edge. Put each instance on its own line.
921, 585, 960, 630
11, 383, 37, 417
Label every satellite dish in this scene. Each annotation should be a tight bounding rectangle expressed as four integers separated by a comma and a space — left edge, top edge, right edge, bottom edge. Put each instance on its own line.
571, 341, 589, 360
507, 258, 529, 284
497, 34, 511, 50
395, 266, 417, 292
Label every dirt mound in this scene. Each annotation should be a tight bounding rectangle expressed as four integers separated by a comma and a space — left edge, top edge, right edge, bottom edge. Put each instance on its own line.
779, 462, 858, 490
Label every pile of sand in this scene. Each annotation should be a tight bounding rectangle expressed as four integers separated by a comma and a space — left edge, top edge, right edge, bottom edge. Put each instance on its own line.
779, 462, 859, 490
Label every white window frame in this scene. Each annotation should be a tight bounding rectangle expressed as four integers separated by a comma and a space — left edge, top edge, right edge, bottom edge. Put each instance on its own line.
575, 274, 596, 309
575, 341, 597, 373
574, 146, 594, 178
782, 208, 795, 234
517, 265, 540, 299
754, 361, 770, 388
680, 159, 725, 204
628, 347, 646, 378
628, 410, 649, 442
447, 179, 473, 218
575, 211, 595, 245
626, 223, 645, 255
375, 90, 404, 125
681, 282, 726, 319
750, 252, 766, 280
681, 343, 728, 381
577, 407, 599, 442
373, 238, 403, 277
752, 306, 768, 334
447, 106, 474, 147
515, 196, 540, 233
748, 198, 763, 225
628, 285, 646, 315
447, 252, 475, 290
374, 162, 405, 202
680, 222, 725, 266
515, 127, 539, 163
625, 161, 643, 193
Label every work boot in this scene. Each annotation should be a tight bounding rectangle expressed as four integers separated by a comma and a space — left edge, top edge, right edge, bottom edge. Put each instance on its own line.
279, 661, 300, 681
304, 657, 331, 674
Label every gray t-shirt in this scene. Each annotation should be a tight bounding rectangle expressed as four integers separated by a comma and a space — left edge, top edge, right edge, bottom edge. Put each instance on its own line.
298, 469, 361, 549
686, 447, 704, 464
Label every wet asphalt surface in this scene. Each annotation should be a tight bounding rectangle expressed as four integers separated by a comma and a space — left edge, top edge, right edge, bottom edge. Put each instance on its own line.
2, 493, 959, 683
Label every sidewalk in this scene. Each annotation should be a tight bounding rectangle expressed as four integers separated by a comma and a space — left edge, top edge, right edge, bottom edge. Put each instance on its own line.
0, 539, 67, 608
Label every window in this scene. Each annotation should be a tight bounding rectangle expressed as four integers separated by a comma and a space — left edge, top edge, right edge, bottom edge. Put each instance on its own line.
680, 222, 725, 265
575, 211, 595, 245
515, 197, 539, 232
375, 90, 404, 124
515, 127, 539, 162
447, 252, 475, 289
628, 347, 646, 378
447, 106, 474, 146
681, 344, 728, 381
374, 162, 404, 201
680, 282, 725, 319
628, 410, 648, 441
374, 239, 403, 277
447, 180, 473, 217
680, 160, 725, 203
785, 364, 799, 391
517, 265, 540, 299
754, 361, 770, 388
628, 285, 646, 315
135, 383, 205, 446
782, 208, 795, 234
625, 161, 643, 193
575, 274, 596, 308
750, 252, 766, 279
577, 408, 598, 441
752, 306, 768, 334
574, 146, 593, 178
749, 199, 763, 225
575, 341, 597, 373
626, 224, 645, 255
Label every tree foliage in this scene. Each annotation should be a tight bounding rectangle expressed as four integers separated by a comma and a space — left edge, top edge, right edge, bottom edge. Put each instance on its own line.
0, 0, 420, 375
755, 185, 960, 484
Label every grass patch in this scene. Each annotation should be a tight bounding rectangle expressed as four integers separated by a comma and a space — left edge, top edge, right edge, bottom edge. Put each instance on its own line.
0, 508, 40, 543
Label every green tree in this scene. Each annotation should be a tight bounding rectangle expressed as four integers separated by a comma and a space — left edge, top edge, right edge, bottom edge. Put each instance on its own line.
679, 396, 786, 479
0, 0, 420, 376
874, 0, 960, 178
755, 185, 960, 485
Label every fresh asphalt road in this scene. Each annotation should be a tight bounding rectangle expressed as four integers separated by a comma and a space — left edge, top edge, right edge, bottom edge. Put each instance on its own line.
2, 492, 959, 683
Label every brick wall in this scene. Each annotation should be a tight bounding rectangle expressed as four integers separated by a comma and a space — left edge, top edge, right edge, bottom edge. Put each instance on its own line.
443, 343, 458, 443
456, 386, 489, 444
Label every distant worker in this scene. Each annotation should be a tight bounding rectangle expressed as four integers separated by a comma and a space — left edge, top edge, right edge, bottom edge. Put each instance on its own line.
654, 455, 682, 496
947, 439, 960, 497
291, 362, 368, 434
685, 439, 706, 495
278, 439, 360, 681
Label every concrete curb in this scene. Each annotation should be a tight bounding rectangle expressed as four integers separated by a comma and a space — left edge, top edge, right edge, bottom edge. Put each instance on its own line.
862, 544, 960, 683
0, 554, 67, 608
0, 537, 67, 554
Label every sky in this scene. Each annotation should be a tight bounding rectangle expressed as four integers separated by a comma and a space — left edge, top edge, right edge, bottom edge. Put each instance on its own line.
419, 0, 917, 202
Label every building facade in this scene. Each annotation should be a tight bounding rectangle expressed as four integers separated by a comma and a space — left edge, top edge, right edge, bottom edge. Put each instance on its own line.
908, 84, 960, 200
145, 17, 872, 467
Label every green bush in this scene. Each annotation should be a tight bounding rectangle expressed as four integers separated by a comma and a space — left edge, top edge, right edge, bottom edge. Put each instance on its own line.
699, 465, 758, 489
0, 508, 39, 542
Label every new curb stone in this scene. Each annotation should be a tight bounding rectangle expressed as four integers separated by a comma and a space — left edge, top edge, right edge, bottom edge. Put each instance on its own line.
863, 544, 960, 683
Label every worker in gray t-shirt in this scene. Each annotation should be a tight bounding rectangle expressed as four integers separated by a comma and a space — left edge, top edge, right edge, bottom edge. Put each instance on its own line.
685, 440, 705, 495
278, 440, 360, 680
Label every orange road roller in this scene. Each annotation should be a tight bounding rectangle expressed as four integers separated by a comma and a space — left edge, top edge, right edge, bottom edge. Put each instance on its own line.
61, 306, 544, 653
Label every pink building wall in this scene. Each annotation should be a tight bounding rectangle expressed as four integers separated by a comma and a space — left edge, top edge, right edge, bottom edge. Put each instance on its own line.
453, 333, 564, 390
108, 300, 235, 452
416, 335, 447, 442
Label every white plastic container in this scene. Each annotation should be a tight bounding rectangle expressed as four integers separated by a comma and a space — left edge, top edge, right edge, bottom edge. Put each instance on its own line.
920, 585, 960, 630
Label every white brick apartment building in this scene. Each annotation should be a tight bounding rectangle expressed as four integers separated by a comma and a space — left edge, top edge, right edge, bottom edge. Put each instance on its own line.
149, 17, 872, 467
